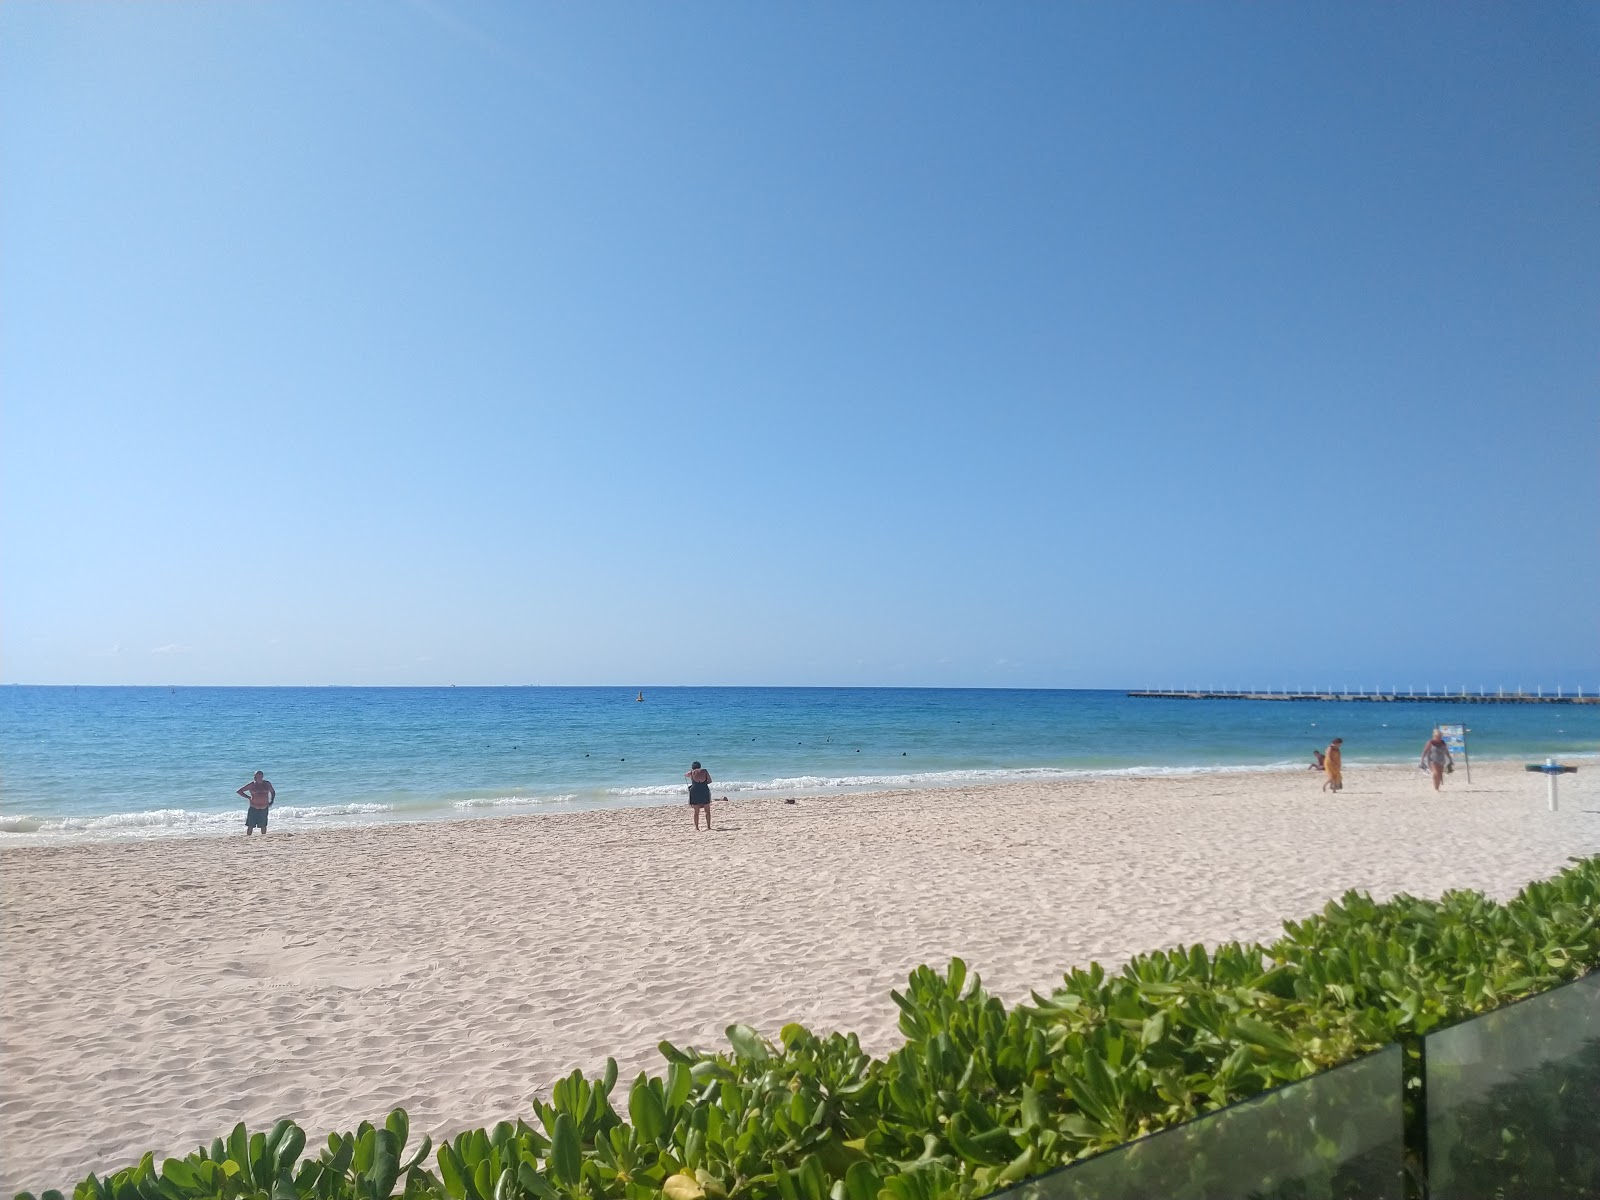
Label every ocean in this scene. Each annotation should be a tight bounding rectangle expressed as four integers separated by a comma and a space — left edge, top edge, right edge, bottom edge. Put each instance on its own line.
1, 686, 1595, 844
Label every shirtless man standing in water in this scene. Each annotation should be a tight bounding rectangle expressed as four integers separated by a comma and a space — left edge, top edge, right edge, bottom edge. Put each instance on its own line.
237, 771, 276, 835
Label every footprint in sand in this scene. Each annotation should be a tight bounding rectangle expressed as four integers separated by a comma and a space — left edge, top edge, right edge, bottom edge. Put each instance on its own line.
162, 931, 427, 996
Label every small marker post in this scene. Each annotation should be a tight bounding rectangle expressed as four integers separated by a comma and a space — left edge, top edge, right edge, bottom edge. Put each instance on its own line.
1526, 759, 1578, 811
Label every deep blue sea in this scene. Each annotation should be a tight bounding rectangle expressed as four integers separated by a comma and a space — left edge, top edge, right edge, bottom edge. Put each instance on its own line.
1, 687, 1595, 844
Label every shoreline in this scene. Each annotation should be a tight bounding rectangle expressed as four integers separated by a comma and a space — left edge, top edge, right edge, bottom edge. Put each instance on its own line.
3, 762, 1597, 1191
3, 752, 1594, 850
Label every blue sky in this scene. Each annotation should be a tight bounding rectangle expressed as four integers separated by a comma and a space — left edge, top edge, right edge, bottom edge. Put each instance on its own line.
3, 3, 1596, 688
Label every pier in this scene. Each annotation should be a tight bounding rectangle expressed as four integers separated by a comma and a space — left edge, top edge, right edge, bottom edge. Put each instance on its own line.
1128, 688, 1598, 705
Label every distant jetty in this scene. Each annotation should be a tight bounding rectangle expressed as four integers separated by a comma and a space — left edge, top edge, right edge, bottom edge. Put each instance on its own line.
1129, 688, 1598, 705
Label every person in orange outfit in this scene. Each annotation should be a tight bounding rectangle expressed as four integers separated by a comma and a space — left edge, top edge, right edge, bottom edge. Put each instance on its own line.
1321, 738, 1343, 793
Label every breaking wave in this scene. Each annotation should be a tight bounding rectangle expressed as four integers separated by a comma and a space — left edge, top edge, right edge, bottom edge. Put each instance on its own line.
606, 761, 1307, 798
451, 794, 578, 810
0, 802, 398, 843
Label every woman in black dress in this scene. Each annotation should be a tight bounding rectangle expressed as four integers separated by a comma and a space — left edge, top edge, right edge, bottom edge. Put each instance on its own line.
685, 761, 713, 831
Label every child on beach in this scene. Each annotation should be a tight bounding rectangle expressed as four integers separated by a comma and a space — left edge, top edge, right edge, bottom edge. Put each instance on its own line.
237, 771, 275, 835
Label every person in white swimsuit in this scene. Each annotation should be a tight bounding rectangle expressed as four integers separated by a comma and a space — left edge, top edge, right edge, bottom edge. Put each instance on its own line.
1420, 733, 1453, 791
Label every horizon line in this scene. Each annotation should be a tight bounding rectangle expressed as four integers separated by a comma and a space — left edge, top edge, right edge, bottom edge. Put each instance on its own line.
4, 681, 1597, 692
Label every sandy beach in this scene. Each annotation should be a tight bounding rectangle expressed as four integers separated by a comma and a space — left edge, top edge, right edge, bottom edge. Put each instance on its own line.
3, 760, 1596, 1193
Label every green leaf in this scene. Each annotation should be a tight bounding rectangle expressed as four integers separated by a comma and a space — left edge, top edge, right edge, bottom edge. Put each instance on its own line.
841, 1162, 880, 1200
550, 1113, 580, 1185
265, 1121, 294, 1160
1064, 1065, 1116, 1131
798, 1154, 829, 1200
629, 1076, 667, 1143
1233, 1016, 1298, 1055
516, 1164, 556, 1200
993, 1145, 1036, 1187
400, 1135, 432, 1175
327, 1136, 357, 1179
369, 1146, 400, 1200
372, 1132, 398, 1171
385, 1111, 410, 1156
726, 1024, 770, 1064
944, 1115, 1005, 1167
1019, 1086, 1045, 1133
657, 1041, 691, 1065
157, 1162, 195, 1192
815, 1133, 868, 1178
276, 1127, 307, 1174
249, 1133, 270, 1188
665, 1063, 692, 1112
436, 1145, 469, 1200
490, 1122, 515, 1154
683, 1127, 706, 1172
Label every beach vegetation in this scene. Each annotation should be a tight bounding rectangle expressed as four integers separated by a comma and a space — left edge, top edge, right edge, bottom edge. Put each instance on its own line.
20, 854, 1600, 1200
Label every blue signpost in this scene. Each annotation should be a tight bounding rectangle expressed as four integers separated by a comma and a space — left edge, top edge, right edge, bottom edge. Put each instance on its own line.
1526, 759, 1578, 811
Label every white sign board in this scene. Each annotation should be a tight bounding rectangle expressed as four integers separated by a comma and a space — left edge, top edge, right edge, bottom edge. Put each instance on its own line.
1438, 723, 1468, 781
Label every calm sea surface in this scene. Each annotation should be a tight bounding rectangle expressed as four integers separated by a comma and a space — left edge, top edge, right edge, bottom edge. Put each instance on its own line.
1, 687, 1595, 844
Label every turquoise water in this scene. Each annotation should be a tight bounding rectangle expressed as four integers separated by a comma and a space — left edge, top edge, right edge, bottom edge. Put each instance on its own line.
1, 687, 1595, 843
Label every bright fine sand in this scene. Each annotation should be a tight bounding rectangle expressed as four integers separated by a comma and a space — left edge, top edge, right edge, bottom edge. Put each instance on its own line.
4, 761, 1598, 1192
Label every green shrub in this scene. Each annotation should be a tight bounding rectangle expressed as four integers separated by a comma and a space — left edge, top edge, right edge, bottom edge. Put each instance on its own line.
21, 855, 1599, 1200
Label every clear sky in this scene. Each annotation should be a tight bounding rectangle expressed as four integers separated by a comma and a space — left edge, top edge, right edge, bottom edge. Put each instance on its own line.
3, 3, 1596, 689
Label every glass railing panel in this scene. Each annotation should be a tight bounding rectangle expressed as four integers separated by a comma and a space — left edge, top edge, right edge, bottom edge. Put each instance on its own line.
1425, 971, 1600, 1200
997, 1043, 1403, 1200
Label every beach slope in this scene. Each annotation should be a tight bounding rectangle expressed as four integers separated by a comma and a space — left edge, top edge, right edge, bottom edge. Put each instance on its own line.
2, 761, 1596, 1192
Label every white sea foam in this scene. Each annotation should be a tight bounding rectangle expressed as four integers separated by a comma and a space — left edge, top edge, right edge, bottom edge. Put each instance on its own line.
273, 803, 395, 818
605, 761, 1307, 798
451, 794, 578, 810
0, 802, 399, 844
48, 808, 235, 831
